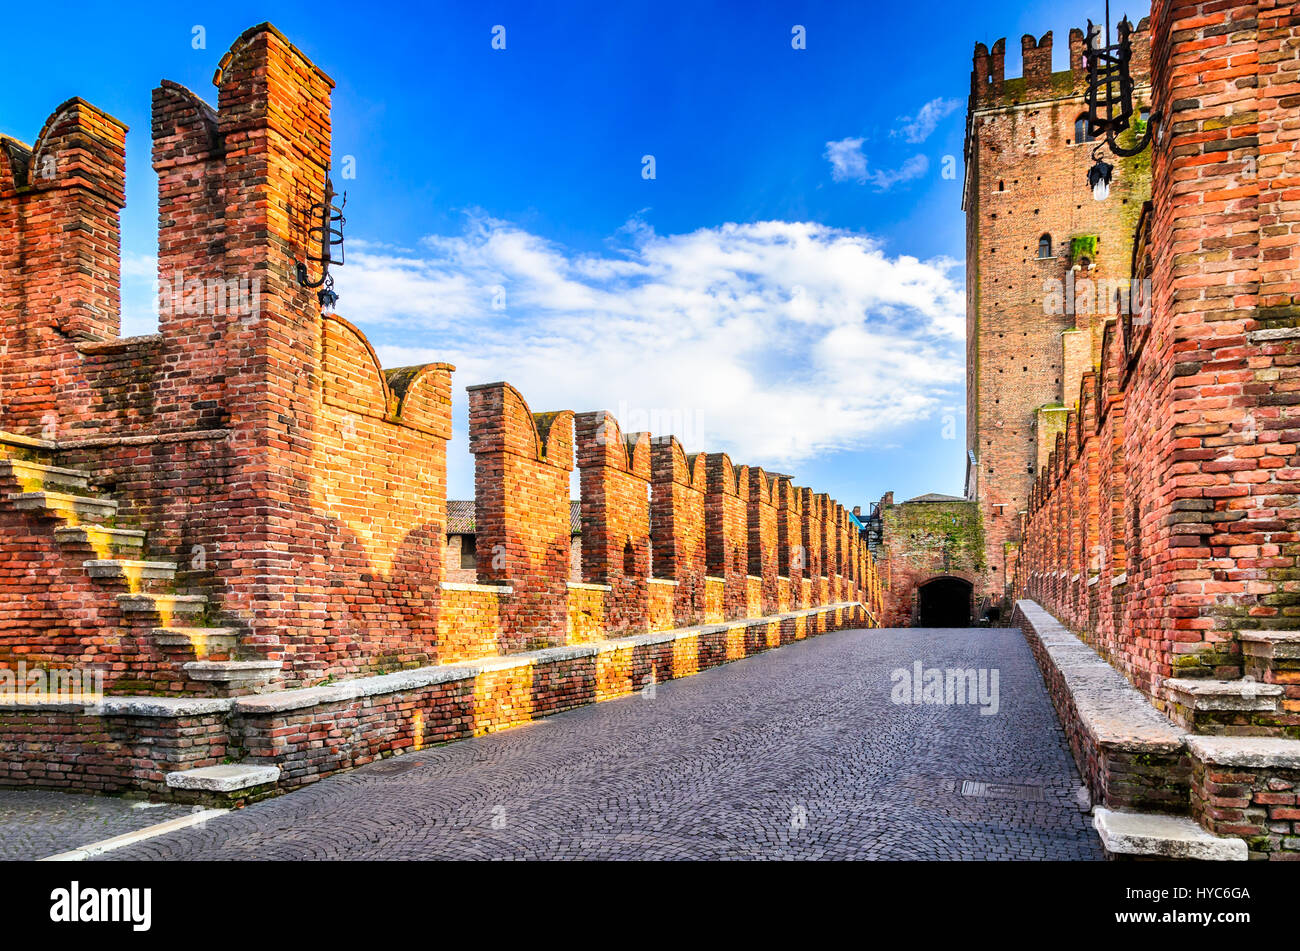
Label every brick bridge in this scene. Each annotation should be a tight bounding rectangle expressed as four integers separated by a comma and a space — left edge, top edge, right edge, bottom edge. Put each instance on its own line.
3, 3, 1300, 863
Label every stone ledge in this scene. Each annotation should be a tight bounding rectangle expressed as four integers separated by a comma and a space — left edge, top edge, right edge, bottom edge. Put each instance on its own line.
232, 603, 864, 715
1247, 327, 1300, 344
647, 578, 678, 586
1016, 601, 1184, 753
75, 333, 163, 354
1238, 631, 1300, 660
165, 764, 281, 792
0, 695, 234, 717
0, 429, 56, 450
440, 581, 514, 594
1185, 735, 1300, 770
567, 581, 612, 592
1165, 678, 1283, 711
1093, 808, 1248, 861
56, 428, 230, 450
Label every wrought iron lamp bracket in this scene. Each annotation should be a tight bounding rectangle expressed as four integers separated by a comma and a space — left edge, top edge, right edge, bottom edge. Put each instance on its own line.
295, 178, 347, 309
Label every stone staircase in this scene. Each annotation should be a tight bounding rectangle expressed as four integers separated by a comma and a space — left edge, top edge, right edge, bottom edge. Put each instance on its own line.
0, 445, 278, 693
1164, 633, 1300, 739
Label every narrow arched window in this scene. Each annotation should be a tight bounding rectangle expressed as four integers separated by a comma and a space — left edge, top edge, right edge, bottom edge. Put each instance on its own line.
1075, 115, 1093, 144
1037, 234, 1053, 259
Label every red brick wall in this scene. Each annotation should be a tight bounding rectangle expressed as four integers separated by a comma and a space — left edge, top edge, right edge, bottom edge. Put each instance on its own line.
705, 453, 750, 619
965, 26, 1152, 605
747, 468, 780, 615
468, 382, 573, 652
650, 436, 707, 625
576, 411, 651, 635
775, 479, 804, 604
799, 489, 824, 588
1017, 0, 1300, 707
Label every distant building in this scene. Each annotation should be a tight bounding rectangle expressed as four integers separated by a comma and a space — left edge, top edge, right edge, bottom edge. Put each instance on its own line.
445, 499, 583, 583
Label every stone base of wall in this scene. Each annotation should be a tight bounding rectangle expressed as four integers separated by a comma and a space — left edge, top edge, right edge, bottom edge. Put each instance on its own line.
1188, 737, 1300, 861
1016, 599, 1300, 861
0, 602, 871, 804
1013, 600, 1189, 813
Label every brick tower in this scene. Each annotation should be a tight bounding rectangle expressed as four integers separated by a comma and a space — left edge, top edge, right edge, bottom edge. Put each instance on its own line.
963, 23, 1152, 609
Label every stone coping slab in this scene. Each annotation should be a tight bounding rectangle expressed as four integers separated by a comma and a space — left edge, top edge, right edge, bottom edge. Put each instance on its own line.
232, 602, 862, 715
0, 429, 56, 450
0, 695, 234, 717
1015, 600, 1185, 753
4, 603, 863, 719
440, 581, 514, 594
1185, 735, 1300, 770
1093, 808, 1247, 861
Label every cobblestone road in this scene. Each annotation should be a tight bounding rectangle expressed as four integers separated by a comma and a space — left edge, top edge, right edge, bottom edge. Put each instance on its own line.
98, 627, 1102, 860
0, 790, 196, 861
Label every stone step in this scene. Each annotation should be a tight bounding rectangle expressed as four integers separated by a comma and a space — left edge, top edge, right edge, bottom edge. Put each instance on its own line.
53, 524, 146, 553
0, 429, 57, 454
165, 763, 280, 794
1164, 677, 1288, 735
1165, 678, 1283, 711
84, 560, 177, 583
116, 593, 207, 616
1092, 807, 1248, 861
153, 627, 239, 654
182, 660, 280, 687
1239, 631, 1300, 662
8, 491, 117, 522
0, 459, 89, 492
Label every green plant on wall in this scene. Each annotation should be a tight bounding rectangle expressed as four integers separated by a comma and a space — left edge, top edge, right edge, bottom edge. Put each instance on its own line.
1070, 234, 1099, 262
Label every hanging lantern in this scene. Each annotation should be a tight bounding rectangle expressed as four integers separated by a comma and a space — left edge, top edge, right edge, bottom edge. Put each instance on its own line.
1082, 2, 1159, 198
1087, 155, 1114, 202
295, 177, 347, 312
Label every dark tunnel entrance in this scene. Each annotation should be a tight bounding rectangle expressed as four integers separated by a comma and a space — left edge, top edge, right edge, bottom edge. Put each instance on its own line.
916, 576, 974, 628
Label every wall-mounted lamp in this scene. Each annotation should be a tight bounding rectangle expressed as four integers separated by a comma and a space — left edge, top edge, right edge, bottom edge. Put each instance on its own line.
295, 177, 346, 312
1087, 152, 1114, 201
1082, 2, 1159, 200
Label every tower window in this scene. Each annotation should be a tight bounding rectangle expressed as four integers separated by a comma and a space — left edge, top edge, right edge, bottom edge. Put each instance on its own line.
1075, 115, 1094, 144
1037, 235, 1053, 259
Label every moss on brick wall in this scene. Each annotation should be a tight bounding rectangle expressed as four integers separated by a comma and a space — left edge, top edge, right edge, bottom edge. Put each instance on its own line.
883, 499, 987, 577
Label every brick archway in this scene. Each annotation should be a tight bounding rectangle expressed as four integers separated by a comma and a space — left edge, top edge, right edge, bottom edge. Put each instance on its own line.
915, 574, 975, 628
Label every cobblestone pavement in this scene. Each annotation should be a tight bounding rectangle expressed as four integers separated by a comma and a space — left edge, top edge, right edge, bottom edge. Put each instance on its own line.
0, 790, 197, 861
98, 627, 1102, 860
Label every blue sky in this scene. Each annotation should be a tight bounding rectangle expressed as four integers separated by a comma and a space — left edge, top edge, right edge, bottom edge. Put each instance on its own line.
0, 0, 1119, 507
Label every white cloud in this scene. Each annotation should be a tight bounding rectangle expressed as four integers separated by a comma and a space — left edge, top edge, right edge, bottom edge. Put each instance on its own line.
340, 214, 963, 479
894, 97, 961, 144
866, 154, 929, 191
824, 137, 868, 184
822, 139, 929, 192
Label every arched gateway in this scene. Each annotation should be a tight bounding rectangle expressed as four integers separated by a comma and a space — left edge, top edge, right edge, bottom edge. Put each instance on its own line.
915, 575, 974, 627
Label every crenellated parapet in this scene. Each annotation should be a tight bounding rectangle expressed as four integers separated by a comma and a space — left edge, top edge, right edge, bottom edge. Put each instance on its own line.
705, 452, 750, 619
971, 18, 1150, 110
0, 98, 128, 429
575, 411, 652, 635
